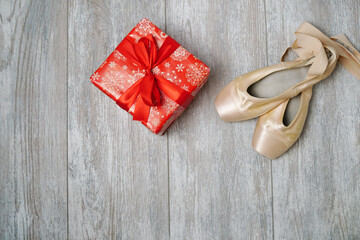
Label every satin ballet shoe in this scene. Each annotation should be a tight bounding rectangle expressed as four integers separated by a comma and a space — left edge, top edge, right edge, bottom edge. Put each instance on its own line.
214, 25, 338, 122
252, 30, 360, 159
252, 88, 312, 159
250, 49, 337, 159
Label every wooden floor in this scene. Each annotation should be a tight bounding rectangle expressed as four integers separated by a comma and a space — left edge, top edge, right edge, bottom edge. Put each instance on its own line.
1, 0, 360, 239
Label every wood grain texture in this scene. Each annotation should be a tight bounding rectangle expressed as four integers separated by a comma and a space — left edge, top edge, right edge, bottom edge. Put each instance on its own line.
1, 0, 360, 239
166, 0, 273, 239
67, 0, 169, 239
0, 0, 68, 239
265, 0, 360, 239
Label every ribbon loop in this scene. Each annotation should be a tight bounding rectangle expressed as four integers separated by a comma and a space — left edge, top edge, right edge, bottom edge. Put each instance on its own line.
116, 34, 193, 122
295, 22, 360, 81
292, 33, 328, 77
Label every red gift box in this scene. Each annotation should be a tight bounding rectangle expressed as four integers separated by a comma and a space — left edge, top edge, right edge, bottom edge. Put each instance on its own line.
91, 18, 210, 134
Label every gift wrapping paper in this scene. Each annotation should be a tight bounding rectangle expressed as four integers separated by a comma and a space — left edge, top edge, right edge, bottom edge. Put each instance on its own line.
91, 18, 210, 134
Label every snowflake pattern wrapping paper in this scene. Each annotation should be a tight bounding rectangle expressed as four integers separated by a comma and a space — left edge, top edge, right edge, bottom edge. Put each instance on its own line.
91, 18, 210, 134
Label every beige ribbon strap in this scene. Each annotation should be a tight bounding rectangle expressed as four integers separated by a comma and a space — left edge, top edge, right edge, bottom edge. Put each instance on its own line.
281, 33, 329, 77
296, 22, 360, 81
331, 34, 360, 81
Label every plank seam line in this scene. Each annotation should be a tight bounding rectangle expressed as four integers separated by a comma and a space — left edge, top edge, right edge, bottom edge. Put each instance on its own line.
262, 0, 275, 239
66, 0, 69, 239
164, 0, 171, 238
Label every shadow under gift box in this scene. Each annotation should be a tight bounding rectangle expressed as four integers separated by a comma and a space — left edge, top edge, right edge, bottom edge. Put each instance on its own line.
90, 18, 210, 135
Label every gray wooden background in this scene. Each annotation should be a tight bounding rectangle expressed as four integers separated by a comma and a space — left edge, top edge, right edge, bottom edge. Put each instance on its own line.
1, 0, 360, 239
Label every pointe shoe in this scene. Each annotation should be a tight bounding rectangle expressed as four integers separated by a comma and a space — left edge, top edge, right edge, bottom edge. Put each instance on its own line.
252, 41, 338, 159
252, 28, 360, 159
214, 26, 337, 122
252, 88, 312, 159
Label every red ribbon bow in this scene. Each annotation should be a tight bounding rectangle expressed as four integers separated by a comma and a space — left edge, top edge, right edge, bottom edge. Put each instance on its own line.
115, 34, 193, 122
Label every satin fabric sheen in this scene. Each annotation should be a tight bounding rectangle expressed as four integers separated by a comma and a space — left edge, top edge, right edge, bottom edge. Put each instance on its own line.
215, 22, 360, 159
115, 34, 193, 122
252, 23, 360, 159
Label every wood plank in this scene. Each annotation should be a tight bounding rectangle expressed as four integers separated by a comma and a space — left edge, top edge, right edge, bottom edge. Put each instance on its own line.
0, 0, 68, 239
67, 1, 169, 239
2, 1, 359, 239
265, 0, 360, 239
166, 1, 273, 239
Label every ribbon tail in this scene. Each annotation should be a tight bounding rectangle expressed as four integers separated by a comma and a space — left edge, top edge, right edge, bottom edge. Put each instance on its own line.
338, 58, 360, 81
116, 79, 142, 111
132, 96, 151, 122
140, 74, 160, 106
116, 77, 151, 122
331, 34, 360, 81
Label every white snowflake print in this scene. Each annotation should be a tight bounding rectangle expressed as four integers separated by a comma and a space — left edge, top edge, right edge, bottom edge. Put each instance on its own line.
158, 70, 181, 85
109, 61, 116, 68
176, 64, 184, 72
157, 105, 185, 135
128, 69, 145, 84
152, 66, 160, 75
185, 62, 208, 86
148, 107, 162, 129
122, 65, 128, 70
101, 71, 125, 93
100, 60, 107, 68
128, 33, 142, 43
160, 95, 178, 115
146, 95, 179, 131
170, 46, 190, 61
135, 19, 155, 36
130, 31, 164, 49
160, 32, 167, 39
113, 49, 127, 61
181, 84, 190, 91
91, 72, 100, 81
164, 62, 170, 68
191, 68, 209, 96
